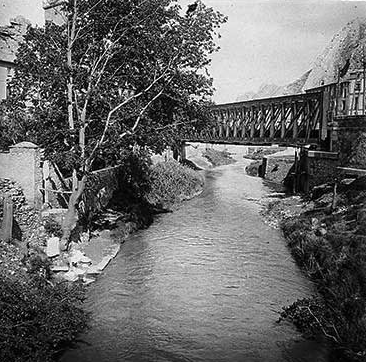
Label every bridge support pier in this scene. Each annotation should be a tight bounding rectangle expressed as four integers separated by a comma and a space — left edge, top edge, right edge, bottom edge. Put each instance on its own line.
179, 142, 187, 162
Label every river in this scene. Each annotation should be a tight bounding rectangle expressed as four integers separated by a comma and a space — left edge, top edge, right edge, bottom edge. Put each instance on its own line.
62, 155, 328, 362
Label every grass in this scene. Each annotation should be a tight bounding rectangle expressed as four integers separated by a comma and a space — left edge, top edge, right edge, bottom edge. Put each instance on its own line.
0, 271, 88, 362
202, 148, 235, 166
147, 160, 204, 207
280, 192, 366, 361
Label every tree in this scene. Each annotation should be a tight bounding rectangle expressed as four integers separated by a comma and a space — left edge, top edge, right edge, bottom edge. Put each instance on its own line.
4, 0, 226, 248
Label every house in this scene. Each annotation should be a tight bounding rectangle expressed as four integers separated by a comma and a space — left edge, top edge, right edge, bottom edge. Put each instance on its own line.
0, 1, 64, 100
0, 16, 29, 100
43, 0, 67, 26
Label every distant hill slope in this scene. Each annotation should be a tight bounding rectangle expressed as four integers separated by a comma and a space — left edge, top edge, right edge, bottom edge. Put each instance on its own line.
235, 18, 366, 102
304, 17, 366, 90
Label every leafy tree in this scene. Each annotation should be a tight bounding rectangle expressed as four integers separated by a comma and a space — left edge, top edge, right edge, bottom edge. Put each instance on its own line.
4, 0, 226, 248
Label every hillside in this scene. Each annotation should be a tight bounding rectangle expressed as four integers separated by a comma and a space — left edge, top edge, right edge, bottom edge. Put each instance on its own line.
235, 18, 366, 102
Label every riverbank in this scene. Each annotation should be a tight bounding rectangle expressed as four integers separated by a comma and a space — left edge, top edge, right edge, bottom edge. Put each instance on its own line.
263, 179, 366, 361
60, 154, 323, 362
0, 149, 234, 362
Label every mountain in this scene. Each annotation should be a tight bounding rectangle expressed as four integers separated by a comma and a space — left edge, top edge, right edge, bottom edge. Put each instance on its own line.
236, 84, 285, 101
235, 17, 366, 102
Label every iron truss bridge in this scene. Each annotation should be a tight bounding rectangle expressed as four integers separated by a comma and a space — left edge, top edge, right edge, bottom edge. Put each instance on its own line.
183, 92, 328, 148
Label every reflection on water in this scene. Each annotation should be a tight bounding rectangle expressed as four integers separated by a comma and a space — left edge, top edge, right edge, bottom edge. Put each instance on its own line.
62, 159, 328, 362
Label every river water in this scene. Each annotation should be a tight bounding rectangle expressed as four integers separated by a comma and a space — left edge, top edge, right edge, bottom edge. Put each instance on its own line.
62, 156, 328, 362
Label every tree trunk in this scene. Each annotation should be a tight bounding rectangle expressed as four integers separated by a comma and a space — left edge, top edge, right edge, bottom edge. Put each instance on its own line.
60, 174, 87, 251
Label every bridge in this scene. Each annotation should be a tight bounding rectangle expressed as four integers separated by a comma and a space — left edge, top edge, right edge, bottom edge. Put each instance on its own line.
183, 84, 338, 150
180, 78, 366, 191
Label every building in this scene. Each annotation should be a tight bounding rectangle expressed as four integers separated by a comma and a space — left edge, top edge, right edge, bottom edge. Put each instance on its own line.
0, 16, 29, 100
337, 69, 366, 116
43, 0, 67, 26
0, 1, 66, 100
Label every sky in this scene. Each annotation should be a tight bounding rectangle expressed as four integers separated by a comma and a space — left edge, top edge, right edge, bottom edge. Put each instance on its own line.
1, 0, 366, 103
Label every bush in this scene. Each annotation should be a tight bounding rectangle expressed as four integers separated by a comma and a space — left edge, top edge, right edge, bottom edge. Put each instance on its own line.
44, 218, 63, 238
281, 213, 366, 360
118, 149, 152, 201
147, 160, 203, 206
0, 274, 88, 362
245, 160, 261, 176
202, 148, 235, 166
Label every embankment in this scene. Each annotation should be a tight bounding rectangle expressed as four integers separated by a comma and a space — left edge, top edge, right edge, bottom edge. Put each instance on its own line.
264, 179, 366, 361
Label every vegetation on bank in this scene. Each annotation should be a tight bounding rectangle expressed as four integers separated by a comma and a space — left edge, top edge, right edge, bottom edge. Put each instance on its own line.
245, 160, 262, 177
1, 0, 226, 360
0, 153, 204, 362
202, 148, 235, 167
0, 265, 88, 362
271, 180, 366, 361
147, 160, 204, 207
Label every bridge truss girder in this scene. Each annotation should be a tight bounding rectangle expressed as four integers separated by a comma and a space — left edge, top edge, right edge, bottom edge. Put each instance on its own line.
184, 92, 324, 147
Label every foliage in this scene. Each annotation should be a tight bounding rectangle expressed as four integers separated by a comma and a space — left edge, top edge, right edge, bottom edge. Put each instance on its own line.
245, 160, 261, 177
281, 213, 366, 361
3, 0, 226, 170
26, 255, 52, 279
43, 218, 63, 238
202, 148, 235, 166
0, 274, 88, 362
147, 160, 204, 206
116, 149, 152, 201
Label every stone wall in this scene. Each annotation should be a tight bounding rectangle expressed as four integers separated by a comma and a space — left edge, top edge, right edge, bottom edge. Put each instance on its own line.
0, 142, 43, 208
0, 178, 44, 244
300, 150, 340, 191
331, 116, 366, 168
261, 155, 295, 183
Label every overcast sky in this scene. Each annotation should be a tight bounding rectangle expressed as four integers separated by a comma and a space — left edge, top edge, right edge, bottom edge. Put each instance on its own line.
2, 0, 366, 103
179, 0, 366, 103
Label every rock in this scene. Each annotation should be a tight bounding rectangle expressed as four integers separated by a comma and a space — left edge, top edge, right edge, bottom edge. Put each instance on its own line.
71, 267, 86, 276
83, 277, 96, 286
63, 270, 79, 282
96, 255, 112, 271
46, 237, 60, 257
79, 255, 92, 264
109, 244, 120, 259
51, 264, 69, 272
69, 249, 86, 265
85, 265, 102, 275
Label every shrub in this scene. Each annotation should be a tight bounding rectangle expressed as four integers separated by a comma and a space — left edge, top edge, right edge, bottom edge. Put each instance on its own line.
281, 212, 366, 360
118, 149, 152, 201
44, 218, 62, 238
147, 160, 203, 206
0, 274, 88, 362
202, 148, 235, 166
